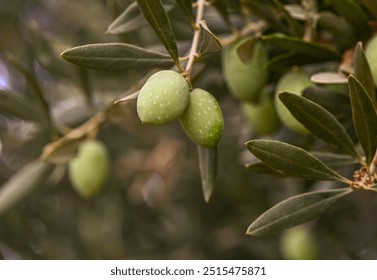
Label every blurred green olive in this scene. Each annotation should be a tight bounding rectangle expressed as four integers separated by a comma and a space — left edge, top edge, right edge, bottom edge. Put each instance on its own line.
274, 69, 312, 134
365, 35, 377, 87
280, 226, 318, 260
68, 140, 110, 198
222, 37, 268, 102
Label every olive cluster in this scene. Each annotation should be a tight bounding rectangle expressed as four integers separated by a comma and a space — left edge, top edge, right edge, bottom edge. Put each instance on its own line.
137, 70, 224, 149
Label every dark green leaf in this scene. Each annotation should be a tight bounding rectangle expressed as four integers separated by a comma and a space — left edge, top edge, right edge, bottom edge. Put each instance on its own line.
272, 0, 302, 36
361, 0, 377, 19
197, 145, 217, 203
212, 0, 231, 25
0, 160, 54, 216
353, 42, 377, 106
348, 75, 377, 165
175, 0, 194, 24
279, 92, 358, 158
310, 152, 358, 168
245, 160, 287, 177
106, 2, 147, 34
241, 0, 289, 34
61, 43, 174, 71
198, 21, 222, 58
136, 0, 179, 64
262, 33, 340, 61
245, 139, 350, 182
247, 189, 352, 236
328, 0, 370, 39
0, 90, 44, 123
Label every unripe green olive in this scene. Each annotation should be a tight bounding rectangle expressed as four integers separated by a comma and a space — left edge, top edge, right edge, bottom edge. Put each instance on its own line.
179, 88, 224, 148
274, 69, 312, 134
222, 36, 268, 102
241, 90, 280, 136
365, 35, 377, 87
280, 226, 318, 260
137, 70, 190, 125
68, 140, 110, 198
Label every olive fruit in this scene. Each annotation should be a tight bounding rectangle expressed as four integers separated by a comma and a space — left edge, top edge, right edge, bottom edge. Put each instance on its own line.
179, 88, 224, 148
137, 70, 190, 125
280, 226, 318, 260
241, 90, 280, 136
274, 69, 312, 134
222, 36, 268, 102
365, 35, 377, 87
68, 140, 110, 198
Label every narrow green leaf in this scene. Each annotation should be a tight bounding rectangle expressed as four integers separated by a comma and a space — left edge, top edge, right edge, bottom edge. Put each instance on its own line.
247, 189, 352, 236
328, 0, 370, 39
348, 75, 377, 165
361, 0, 377, 19
61, 43, 174, 71
212, 0, 231, 25
272, 0, 302, 36
353, 42, 377, 106
0, 90, 44, 123
310, 72, 348, 84
245, 160, 287, 177
198, 21, 222, 58
136, 0, 179, 64
0, 160, 54, 216
241, 0, 288, 34
310, 152, 358, 168
197, 145, 217, 203
245, 140, 349, 182
279, 92, 358, 158
175, 0, 194, 24
262, 33, 340, 61
106, 2, 147, 34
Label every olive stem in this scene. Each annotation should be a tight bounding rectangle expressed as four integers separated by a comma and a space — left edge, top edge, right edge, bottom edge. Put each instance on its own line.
184, 0, 207, 80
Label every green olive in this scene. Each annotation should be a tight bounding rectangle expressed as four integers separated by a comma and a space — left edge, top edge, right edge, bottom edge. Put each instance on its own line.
280, 226, 318, 260
222, 36, 268, 102
365, 35, 377, 87
274, 69, 312, 134
241, 90, 280, 136
179, 88, 224, 148
68, 140, 110, 198
137, 70, 190, 125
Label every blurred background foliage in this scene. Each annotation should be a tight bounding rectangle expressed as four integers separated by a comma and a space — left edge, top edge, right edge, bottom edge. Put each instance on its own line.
1, 0, 377, 260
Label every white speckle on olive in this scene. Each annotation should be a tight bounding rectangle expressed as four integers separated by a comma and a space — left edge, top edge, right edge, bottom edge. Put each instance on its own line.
179, 88, 224, 148
137, 70, 190, 125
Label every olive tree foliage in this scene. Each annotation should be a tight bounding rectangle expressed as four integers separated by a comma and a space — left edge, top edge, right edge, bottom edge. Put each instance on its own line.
1, 0, 377, 258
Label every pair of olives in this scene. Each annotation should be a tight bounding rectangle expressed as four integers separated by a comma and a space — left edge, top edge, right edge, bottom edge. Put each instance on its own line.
136, 70, 224, 149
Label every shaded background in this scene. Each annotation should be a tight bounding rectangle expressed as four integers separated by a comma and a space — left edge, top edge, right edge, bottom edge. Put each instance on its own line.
1, 0, 377, 259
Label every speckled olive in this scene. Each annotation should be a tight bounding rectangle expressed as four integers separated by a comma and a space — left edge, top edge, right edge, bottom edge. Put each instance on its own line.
68, 140, 110, 198
137, 70, 190, 125
179, 88, 224, 148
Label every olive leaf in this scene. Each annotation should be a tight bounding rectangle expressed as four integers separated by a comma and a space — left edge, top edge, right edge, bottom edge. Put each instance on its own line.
348, 75, 377, 165
310, 152, 358, 168
197, 146, 217, 203
310, 72, 348, 84
136, 0, 179, 64
262, 33, 340, 61
247, 188, 352, 236
0, 90, 44, 123
328, 0, 370, 39
279, 92, 359, 158
61, 43, 174, 71
212, 0, 231, 25
241, 0, 289, 34
106, 2, 147, 34
353, 42, 377, 106
175, 0, 194, 24
245, 140, 350, 182
198, 21, 222, 58
361, 0, 377, 19
0, 160, 54, 216
245, 160, 287, 177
